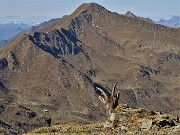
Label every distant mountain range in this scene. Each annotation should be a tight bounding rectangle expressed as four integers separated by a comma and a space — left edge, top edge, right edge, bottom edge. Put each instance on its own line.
0, 22, 32, 41
157, 16, 180, 28
0, 17, 66, 50
0, 23, 32, 50
0, 40, 7, 49
124, 11, 180, 28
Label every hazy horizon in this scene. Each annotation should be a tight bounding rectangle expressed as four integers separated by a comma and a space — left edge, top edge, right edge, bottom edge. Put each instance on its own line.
1, 0, 180, 24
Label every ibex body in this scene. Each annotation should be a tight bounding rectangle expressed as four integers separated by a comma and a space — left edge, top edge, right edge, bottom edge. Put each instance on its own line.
97, 83, 120, 114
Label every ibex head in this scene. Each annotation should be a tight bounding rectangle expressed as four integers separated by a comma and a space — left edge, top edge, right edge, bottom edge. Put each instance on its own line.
97, 83, 120, 114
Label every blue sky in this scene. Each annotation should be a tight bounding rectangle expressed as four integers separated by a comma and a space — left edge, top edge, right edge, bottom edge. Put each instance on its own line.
0, 0, 180, 23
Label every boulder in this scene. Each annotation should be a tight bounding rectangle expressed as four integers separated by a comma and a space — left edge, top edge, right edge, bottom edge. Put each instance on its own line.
103, 121, 113, 128
110, 112, 130, 122
121, 126, 128, 131
141, 120, 152, 130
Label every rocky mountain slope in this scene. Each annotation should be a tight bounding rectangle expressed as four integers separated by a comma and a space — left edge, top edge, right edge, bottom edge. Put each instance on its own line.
0, 3, 179, 135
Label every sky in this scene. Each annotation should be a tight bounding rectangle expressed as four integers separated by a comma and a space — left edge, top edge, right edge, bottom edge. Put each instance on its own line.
0, 0, 180, 24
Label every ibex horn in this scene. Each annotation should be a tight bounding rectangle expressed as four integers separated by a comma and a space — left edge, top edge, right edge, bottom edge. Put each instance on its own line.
97, 87, 107, 100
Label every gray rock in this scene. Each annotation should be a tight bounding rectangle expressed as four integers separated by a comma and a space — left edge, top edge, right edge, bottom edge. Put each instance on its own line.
156, 112, 162, 115
110, 113, 130, 122
141, 120, 152, 130
121, 126, 128, 131
160, 114, 169, 119
137, 108, 150, 114
103, 121, 113, 128
174, 124, 180, 130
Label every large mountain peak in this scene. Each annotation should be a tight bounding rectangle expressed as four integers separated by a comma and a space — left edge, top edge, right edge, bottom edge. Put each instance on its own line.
74, 2, 106, 12
38, 2, 110, 32
0, 3, 179, 135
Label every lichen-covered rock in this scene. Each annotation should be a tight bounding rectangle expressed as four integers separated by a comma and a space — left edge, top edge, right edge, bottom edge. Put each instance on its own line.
121, 126, 128, 131
103, 121, 113, 128
141, 120, 152, 130
110, 113, 130, 122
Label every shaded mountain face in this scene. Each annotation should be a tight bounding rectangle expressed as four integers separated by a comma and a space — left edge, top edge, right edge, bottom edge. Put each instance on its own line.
0, 3, 179, 134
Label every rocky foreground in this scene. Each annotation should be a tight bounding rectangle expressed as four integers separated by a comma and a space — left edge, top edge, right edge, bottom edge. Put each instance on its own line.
23, 104, 180, 135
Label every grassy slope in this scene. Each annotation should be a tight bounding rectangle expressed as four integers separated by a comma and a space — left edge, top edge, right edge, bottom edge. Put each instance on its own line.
24, 104, 180, 135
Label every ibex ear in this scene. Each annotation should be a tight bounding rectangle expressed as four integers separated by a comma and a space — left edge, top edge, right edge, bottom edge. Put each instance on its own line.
111, 82, 117, 97
116, 91, 120, 100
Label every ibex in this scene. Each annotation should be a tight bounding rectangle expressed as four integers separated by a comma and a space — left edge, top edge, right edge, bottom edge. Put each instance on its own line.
97, 83, 120, 114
